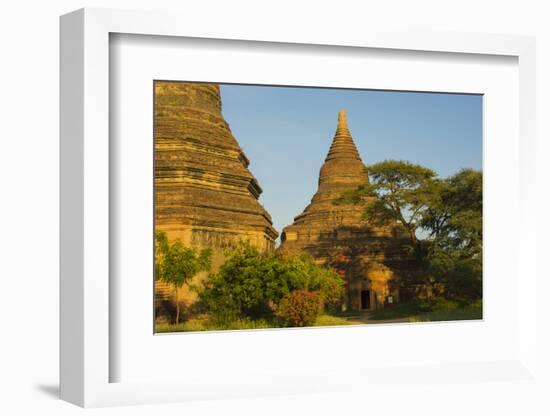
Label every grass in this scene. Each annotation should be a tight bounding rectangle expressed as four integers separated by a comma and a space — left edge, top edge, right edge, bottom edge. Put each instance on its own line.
155, 315, 271, 333
155, 299, 482, 333
314, 314, 357, 326
411, 299, 482, 322
368, 298, 482, 322
156, 313, 356, 333
364, 301, 430, 320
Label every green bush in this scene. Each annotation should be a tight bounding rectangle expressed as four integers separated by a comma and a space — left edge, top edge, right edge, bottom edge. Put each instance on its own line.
275, 290, 323, 327
443, 259, 482, 300
198, 243, 275, 321
199, 242, 344, 322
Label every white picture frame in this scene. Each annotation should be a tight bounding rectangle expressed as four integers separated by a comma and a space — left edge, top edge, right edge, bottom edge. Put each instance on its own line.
60, 7, 538, 408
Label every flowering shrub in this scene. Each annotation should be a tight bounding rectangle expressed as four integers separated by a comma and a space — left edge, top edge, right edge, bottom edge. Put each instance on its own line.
199, 243, 344, 321
275, 290, 323, 327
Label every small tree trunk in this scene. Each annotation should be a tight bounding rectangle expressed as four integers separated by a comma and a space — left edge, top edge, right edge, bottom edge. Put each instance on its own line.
408, 227, 421, 258
409, 227, 417, 248
174, 286, 180, 325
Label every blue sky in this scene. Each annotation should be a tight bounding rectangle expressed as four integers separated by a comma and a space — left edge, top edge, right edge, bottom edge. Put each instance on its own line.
219, 84, 482, 237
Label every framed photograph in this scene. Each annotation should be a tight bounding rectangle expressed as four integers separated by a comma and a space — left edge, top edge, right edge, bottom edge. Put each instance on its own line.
60, 8, 538, 407
151, 81, 483, 333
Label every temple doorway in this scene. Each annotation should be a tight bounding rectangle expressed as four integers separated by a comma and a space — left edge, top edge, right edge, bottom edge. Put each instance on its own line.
360, 290, 371, 310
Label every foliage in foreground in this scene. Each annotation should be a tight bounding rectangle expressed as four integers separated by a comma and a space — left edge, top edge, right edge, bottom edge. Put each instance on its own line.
198, 243, 344, 326
155, 231, 212, 324
275, 290, 323, 327
155, 315, 272, 333
155, 312, 356, 332
154, 298, 482, 333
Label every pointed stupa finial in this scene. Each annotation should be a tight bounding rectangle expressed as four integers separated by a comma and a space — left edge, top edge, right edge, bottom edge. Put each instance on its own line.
338, 108, 348, 129
281, 106, 369, 229
335, 108, 351, 138
325, 108, 360, 161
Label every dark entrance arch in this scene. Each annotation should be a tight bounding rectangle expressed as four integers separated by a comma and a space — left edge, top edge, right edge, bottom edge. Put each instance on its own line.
361, 290, 371, 310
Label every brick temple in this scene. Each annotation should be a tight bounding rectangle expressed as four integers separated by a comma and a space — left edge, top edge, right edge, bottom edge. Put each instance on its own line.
154, 82, 278, 306
280, 109, 415, 310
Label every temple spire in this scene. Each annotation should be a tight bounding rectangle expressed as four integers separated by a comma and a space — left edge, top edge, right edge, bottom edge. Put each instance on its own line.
280, 107, 413, 312
336, 108, 349, 134
325, 108, 361, 162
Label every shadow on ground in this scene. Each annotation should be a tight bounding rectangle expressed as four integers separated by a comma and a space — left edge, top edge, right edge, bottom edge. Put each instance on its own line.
35, 384, 59, 399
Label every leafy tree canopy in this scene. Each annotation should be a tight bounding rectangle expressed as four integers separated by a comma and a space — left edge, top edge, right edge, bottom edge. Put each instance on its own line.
423, 169, 482, 299
199, 242, 344, 322
335, 159, 438, 250
422, 168, 482, 253
334, 161, 482, 300
155, 231, 212, 289
155, 231, 212, 323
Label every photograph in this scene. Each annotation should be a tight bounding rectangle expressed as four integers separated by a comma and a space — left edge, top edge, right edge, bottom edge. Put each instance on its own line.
154, 81, 483, 333
1, 0, 544, 412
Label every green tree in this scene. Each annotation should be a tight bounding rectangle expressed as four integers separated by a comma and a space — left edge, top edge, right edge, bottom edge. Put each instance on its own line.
422, 169, 482, 299
199, 242, 343, 323
422, 169, 482, 253
335, 160, 438, 254
334, 161, 482, 301
155, 231, 212, 324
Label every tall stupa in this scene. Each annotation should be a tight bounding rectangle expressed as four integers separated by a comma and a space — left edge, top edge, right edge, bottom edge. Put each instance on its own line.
154, 81, 278, 306
280, 109, 414, 310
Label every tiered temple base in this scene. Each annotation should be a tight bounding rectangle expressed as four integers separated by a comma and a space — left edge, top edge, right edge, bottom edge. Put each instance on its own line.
280, 109, 416, 310
154, 82, 278, 313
